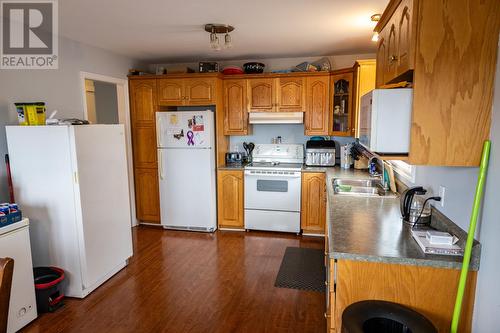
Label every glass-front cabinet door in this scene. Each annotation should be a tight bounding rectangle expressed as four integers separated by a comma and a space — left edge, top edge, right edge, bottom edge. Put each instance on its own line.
330, 69, 355, 136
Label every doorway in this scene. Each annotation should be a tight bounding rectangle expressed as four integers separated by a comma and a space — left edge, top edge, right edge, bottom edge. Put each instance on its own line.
80, 71, 137, 226
84, 79, 119, 124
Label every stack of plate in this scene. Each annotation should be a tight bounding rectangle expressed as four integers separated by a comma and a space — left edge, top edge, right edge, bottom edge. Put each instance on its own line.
222, 66, 244, 75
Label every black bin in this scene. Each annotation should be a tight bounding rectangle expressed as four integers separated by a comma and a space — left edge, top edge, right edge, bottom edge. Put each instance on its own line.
33, 267, 65, 313
342, 300, 437, 333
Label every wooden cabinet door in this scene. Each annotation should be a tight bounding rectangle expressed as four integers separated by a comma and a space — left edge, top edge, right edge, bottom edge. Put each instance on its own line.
385, 23, 398, 83
330, 70, 355, 136
305, 76, 329, 135
396, 0, 414, 75
376, 33, 388, 88
130, 79, 157, 123
224, 79, 249, 135
301, 173, 326, 234
157, 79, 184, 106
247, 78, 275, 112
132, 126, 157, 169
185, 78, 216, 105
134, 168, 160, 223
276, 77, 305, 112
217, 170, 244, 228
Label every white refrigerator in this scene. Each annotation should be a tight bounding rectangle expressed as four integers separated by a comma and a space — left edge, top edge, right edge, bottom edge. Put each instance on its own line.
156, 110, 217, 232
6, 125, 133, 298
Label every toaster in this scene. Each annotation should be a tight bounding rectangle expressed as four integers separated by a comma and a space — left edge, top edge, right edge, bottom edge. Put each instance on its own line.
225, 152, 244, 166
305, 140, 336, 166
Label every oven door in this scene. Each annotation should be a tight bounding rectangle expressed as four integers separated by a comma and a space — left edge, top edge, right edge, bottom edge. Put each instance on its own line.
244, 170, 301, 212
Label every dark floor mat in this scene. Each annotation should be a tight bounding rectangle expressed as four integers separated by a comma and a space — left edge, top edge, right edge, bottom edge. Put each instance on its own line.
274, 247, 325, 292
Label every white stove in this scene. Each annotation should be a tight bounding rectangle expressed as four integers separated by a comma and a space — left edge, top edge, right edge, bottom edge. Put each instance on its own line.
244, 144, 304, 234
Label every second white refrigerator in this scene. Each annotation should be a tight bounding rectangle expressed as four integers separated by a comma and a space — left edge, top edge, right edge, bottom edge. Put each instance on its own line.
156, 110, 217, 232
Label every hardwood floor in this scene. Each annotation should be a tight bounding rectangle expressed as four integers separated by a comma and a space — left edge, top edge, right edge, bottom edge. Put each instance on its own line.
22, 226, 326, 333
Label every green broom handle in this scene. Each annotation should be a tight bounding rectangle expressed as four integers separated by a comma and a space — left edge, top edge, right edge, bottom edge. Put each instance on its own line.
451, 140, 491, 333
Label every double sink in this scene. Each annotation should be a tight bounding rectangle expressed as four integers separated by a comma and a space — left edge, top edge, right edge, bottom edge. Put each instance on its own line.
333, 178, 397, 198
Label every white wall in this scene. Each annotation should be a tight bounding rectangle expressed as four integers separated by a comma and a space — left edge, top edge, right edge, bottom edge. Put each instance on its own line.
0, 36, 140, 201
472, 42, 500, 332
150, 53, 375, 73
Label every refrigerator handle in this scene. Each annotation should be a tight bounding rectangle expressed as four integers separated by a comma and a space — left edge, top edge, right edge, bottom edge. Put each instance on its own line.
156, 114, 163, 147
158, 150, 164, 180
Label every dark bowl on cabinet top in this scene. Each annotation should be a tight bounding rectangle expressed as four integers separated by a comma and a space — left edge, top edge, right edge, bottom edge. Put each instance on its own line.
243, 62, 265, 74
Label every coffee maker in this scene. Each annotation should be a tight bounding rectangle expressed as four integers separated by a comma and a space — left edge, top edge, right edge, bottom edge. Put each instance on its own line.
400, 186, 428, 225
401, 186, 442, 226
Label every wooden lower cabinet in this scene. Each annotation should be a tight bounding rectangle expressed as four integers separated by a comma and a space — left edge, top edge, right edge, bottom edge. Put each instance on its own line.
217, 170, 244, 229
301, 172, 326, 234
328, 259, 477, 332
134, 168, 160, 223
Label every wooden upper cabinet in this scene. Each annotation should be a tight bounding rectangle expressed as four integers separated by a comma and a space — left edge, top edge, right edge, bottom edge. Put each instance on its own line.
276, 77, 306, 112
134, 168, 160, 223
301, 172, 326, 234
396, 0, 415, 75
385, 23, 398, 83
157, 77, 217, 106
157, 79, 184, 106
373, 0, 499, 166
185, 78, 216, 105
376, 34, 388, 88
409, 0, 498, 166
305, 76, 329, 135
330, 69, 356, 136
130, 79, 157, 123
224, 79, 249, 135
247, 78, 275, 112
375, 0, 417, 86
217, 170, 244, 228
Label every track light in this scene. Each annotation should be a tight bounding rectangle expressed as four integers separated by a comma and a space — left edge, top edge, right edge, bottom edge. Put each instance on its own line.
205, 24, 234, 51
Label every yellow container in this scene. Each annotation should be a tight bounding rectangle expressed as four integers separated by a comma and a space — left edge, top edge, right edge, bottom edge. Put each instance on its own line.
15, 103, 46, 126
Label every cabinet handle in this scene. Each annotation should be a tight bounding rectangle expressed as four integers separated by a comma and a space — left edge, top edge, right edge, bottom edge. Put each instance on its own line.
389, 55, 398, 63
324, 313, 331, 318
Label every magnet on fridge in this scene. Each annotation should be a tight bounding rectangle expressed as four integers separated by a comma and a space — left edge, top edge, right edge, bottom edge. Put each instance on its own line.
192, 115, 204, 131
187, 130, 195, 146
173, 129, 184, 140
169, 114, 178, 125
195, 132, 204, 145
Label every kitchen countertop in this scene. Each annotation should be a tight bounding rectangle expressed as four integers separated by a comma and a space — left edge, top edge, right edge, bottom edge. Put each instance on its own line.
323, 167, 480, 271
217, 163, 479, 270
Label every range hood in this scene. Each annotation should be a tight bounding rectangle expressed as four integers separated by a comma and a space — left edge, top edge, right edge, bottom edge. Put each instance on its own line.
248, 112, 304, 124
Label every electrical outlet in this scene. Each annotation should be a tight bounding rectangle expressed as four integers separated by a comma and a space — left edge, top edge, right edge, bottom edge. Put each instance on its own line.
438, 186, 446, 207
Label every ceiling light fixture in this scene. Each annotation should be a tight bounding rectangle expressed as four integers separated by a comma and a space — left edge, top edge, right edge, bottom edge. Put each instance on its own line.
205, 24, 234, 51
370, 14, 381, 42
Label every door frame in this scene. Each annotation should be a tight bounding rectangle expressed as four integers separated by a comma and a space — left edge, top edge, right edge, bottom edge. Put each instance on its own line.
79, 71, 138, 227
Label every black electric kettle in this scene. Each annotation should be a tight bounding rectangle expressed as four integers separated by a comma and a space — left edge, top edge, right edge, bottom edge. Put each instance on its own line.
400, 186, 427, 223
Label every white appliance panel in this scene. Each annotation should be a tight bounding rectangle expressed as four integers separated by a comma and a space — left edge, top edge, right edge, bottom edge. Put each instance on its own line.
5, 125, 133, 298
0, 220, 37, 333
157, 111, 214, 149
244, 171, 301, 212
158, 148, 216, 230
359, 89, 413, 154
71, 126, 133, 289
6, 126, 84, 296
244, 210, 300, 233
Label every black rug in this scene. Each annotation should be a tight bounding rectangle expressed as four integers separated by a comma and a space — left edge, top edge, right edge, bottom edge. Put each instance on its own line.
274, 247, 325, 292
